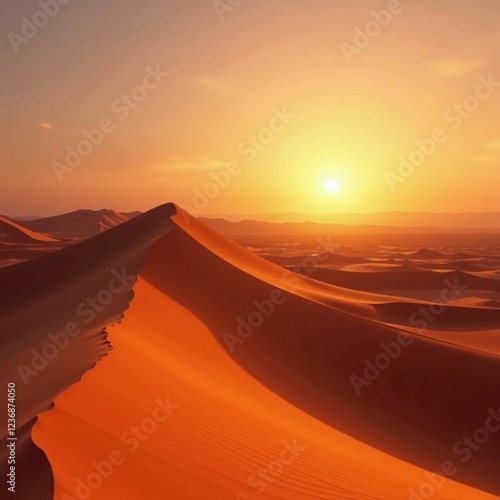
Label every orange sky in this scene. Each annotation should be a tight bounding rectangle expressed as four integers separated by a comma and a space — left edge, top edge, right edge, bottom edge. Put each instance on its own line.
1, 0, 500, 217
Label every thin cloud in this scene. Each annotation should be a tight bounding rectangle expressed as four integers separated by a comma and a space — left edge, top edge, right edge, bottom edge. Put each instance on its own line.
193, 76, 234, 94
474, 156, 500, 163
166, 156, 229, 170
484, 139, 500, 149
432, 57, 486, 76
149, 157, 231, 178
474, 139, 500, 161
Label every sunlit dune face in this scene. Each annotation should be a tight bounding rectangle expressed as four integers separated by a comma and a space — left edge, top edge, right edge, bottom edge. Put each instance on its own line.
324, 177, 341, 194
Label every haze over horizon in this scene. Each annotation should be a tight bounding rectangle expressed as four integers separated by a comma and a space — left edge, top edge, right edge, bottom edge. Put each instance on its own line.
5, 206, 500, 230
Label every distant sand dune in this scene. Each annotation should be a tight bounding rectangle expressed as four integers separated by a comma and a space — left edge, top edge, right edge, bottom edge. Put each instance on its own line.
0, 217, 58, 244
10, 209, 134, 240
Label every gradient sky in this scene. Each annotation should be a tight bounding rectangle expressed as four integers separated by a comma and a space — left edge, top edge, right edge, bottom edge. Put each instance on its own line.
1, 0, 500, 217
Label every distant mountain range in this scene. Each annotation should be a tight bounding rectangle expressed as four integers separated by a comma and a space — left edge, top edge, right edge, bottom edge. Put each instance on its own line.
5, 209, 500, 238
206, 212, 500, 230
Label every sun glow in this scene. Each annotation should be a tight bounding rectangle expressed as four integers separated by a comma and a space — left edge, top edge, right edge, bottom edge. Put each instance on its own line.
324, 177, 341, 193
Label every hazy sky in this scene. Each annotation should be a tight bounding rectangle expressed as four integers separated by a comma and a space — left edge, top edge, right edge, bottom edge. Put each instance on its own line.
1, 0, 500, 216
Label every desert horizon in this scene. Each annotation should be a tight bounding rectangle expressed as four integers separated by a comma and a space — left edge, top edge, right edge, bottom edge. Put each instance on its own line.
7, 207, 500, 227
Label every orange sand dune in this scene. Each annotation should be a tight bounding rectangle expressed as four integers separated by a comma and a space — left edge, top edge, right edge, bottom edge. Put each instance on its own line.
2, 204, 500, 499
338, 263, 419, 272
291, 267, 500, 294
0, 217, 65, 267
265, 253, 367, 267
0, 210, 138, 267
35, 277, 498, 500
0, 217, 59, 244
11, 209, 134, 240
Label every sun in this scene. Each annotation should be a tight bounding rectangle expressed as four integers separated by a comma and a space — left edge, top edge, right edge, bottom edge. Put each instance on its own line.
324, 177, 341, 193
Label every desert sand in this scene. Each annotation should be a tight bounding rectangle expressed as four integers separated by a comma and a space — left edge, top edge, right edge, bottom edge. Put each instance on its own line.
1, 204, 499, 500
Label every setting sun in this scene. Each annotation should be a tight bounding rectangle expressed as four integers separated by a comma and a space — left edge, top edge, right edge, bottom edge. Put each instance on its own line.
324, 177, 341, 193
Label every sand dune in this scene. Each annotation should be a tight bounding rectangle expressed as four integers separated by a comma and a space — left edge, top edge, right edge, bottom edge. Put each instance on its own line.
34, 277, 498, 500
292, 267, 500, 293
265, 253, 367, 267
0, 217, 65, 268
1, 204, 499, 499
10, 209, 135, 240
0, 217, 58, 245
0, 210, 138, 267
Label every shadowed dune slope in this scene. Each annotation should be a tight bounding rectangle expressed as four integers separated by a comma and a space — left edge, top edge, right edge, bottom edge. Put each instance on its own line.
0, 204, 176, 500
